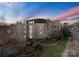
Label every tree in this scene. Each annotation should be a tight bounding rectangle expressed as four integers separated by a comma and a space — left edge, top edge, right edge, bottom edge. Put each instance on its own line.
61, 26, 72, 39
0, 25, 42, 57
25, 39, 43, 57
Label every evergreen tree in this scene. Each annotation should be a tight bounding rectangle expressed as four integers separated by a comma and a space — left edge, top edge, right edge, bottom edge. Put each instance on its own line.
61, 26, 72, 38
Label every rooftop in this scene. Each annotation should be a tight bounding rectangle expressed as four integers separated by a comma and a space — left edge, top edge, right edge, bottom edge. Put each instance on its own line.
28, 18, 48, 23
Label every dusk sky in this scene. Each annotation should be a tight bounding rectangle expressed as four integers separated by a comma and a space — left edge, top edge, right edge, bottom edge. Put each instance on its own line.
0, 2, 79, 24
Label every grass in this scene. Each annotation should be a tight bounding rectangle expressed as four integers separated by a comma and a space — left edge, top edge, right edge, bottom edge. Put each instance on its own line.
40, 39, 57, 45
41, 39, 67, 57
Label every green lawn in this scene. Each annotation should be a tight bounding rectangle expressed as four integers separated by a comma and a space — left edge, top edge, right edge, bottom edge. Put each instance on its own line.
41, 40, 67, 57
40, 39, 56, 45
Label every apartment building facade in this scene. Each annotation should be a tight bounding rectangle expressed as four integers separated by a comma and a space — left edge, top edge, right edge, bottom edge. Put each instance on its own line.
13, 20, 29, 42
12, 18, 62, 40
51, 20, 62, 38
28, 18, 48, 39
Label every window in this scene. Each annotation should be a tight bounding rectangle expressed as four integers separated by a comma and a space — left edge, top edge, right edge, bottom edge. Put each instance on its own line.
29, 25, 32, 30
40, 27, 42, 29
24, 30, 26, 33
24, 26, 26, 28
29, 35, 32, 39
31, 21, 32, 24
29, 25, 32, 39
24, 35, 26, 38
33, 21, 34, 23
24, 21, 26, 23
19, 25, 20, 29
17, 21, 20, 23
29, 22, 30, 24
21, 21, 24, 23
29, 31, 32, 33
40, 32, 42, 34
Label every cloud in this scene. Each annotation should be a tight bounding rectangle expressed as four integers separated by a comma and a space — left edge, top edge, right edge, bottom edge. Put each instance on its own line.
0, 2, 25, 9
67, 15, 79, 19
0, 2, 15, 7
60, 20, 78, 25
53, 6, 79, 20
0, 2, 26, 23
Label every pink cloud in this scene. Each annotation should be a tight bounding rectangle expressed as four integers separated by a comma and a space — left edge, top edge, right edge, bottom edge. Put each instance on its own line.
53, 6, 79, 20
